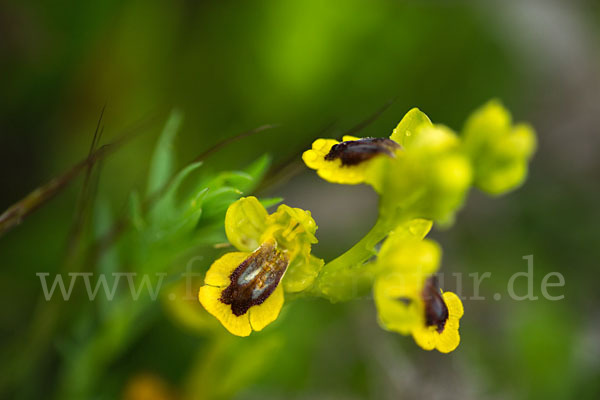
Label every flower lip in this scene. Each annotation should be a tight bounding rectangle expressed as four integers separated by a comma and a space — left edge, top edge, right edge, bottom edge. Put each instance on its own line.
220, 241, 289, 316
324, 137, 401, 166
422, 276, 449, 333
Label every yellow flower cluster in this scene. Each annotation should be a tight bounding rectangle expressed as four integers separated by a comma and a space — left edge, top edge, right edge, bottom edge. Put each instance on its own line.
300, 102, 532, 352
303, 101, 534, 223
198, 101, 534, 355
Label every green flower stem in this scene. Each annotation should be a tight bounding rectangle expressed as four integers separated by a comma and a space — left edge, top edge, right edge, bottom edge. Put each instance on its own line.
310, 210, 405, 302
325, 216, 391, 271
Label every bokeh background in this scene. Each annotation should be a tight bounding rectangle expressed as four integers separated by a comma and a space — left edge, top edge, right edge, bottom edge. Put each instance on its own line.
1, 0, 599, 399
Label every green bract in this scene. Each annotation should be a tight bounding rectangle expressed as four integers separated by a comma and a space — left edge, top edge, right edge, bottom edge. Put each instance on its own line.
462, 100, 537, 195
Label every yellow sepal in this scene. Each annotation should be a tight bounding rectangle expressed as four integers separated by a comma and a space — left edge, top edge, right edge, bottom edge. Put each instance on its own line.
225, 196, 269, 252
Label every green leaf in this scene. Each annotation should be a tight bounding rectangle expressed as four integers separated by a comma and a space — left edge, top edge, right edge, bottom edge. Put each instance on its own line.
245, 153, 271, 178
146, 109, 183, 197
205, 171, 254, 194
199, 186, 245, 222
128, 191, 145, 231
260, 196, 283, 209
149, 161, 203, 232
194, 156, 273, 225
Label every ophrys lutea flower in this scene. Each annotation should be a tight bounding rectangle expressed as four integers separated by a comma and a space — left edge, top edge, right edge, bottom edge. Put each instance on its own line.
375, 272, 463, 353
373, 226, 463, 353
301, 108, 431, 187
199, 196, 323, 336
461, 99, 536, 195
303, 108, 473, 223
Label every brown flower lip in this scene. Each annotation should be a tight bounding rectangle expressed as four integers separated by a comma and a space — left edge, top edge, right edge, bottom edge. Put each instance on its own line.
220, 242, 289, 316
324, 137, 401, 166
422, 276, 449, 333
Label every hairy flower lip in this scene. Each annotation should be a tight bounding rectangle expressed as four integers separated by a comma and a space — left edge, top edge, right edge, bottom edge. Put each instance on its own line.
324, 137, 401, 166
219, 241, 289, 316
199, 252, 286, 337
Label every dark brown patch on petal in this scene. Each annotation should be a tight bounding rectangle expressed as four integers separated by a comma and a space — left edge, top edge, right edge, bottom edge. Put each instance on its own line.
324, 137, 401, 166
422, 276, 449, 333
219, 242, 289, 316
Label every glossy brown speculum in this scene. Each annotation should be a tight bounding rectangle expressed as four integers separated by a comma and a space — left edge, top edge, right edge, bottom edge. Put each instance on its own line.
422, 276, 449, 333
220, 242, 289, 316
324, 137, 400, 166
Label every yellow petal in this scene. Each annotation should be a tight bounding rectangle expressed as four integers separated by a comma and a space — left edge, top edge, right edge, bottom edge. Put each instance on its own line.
203, 252, 248, 287
442, 291, 464, 319
435, 320, 461, 353
302, 138, 372, 185
198, 285, 251, 337
510, 123, 537, 157
461, 100, 536, 195
378, 235, 441, 276
302, 139, 339, 169
412, 326, 436, 351
412, 293, 462, 353
373, 273, 423, 335
249, 285, 284, 331
430, 292, 463, 353
317, 164, 368, 185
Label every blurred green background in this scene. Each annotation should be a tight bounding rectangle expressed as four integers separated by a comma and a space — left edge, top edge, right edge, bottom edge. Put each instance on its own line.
1, 0, 599, 399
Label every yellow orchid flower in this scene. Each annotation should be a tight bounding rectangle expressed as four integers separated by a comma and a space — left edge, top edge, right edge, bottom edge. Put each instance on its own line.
199, 197, 323, 336
302, 108, 432, 187
461, 100, 536, 195
373, 226, 463, 353
302, 108, 477, 223
373, 224, 441, 335
375, 272, 463, 353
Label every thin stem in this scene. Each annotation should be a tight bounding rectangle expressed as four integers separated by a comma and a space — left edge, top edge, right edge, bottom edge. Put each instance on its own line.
309, 210, 406, 302
322, 216, 392, 274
